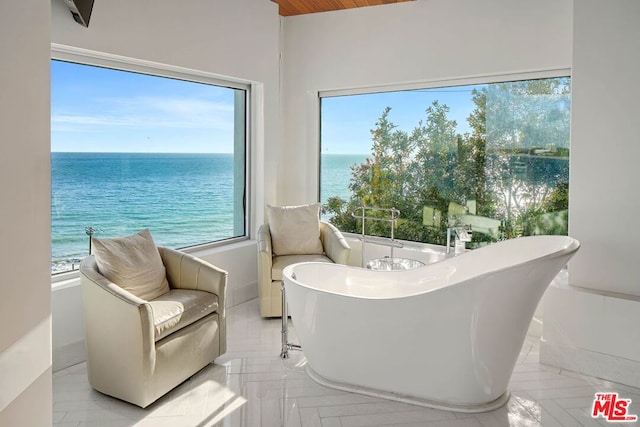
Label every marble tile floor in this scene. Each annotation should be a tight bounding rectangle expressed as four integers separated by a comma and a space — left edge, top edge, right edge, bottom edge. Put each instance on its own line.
53, 298, 640, 426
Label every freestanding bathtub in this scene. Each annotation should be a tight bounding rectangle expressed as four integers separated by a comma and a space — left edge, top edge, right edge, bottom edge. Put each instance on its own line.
282, 235, 580, 412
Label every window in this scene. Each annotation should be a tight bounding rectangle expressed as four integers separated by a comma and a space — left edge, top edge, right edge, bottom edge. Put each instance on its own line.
51, 57, 248, 274
320, 76, 570, 247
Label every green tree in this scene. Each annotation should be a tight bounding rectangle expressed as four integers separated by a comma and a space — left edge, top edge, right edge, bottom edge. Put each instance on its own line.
323, 78, 570, 246
457, 88, 495, 218
477, 78, 570, 236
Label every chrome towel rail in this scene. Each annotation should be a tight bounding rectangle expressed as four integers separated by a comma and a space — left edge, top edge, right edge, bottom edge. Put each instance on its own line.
352, 206, 402, 267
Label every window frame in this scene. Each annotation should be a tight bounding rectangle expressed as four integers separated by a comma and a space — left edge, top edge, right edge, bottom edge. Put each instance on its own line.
50, 44, 252, 281
318, 68, 570, 99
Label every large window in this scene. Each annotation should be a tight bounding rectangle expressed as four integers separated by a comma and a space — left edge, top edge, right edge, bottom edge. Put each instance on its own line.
51, 58, 248, 274
320, 76, 570, 247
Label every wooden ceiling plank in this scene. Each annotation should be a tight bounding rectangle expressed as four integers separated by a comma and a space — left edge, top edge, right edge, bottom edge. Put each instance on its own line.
351, 0, 377, 7
275, 0, 296, 16
322, 0, 345, 12
276, 0, 310, 16
271, 0, 414, 16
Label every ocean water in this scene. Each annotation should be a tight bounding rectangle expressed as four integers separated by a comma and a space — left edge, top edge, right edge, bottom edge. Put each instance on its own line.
51, 152, 366, 273
320, 154, 368, 204
51, 153, 239, 273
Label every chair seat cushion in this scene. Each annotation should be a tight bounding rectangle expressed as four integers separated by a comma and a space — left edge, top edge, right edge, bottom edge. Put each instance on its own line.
272, 254, 333, 281
149, 289, 219, 342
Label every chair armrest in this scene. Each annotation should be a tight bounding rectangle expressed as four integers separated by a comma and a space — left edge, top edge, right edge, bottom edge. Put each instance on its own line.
158, 247, 228, 354
320, 221, 351, 265
257, 224, 273, 283
159, 247, 227, 296
80, 256, 156, 378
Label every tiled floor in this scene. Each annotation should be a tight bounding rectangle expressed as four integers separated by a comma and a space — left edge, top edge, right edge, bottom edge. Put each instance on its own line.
53, 298, 640, 426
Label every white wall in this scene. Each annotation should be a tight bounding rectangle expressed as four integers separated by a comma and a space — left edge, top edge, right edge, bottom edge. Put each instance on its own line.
280, 0, 573, 204
52, 281, 87, 371
0, 1, 53, 425
569, 0, 640, 297
541, 0, 640, 388
50, 0, 281, 370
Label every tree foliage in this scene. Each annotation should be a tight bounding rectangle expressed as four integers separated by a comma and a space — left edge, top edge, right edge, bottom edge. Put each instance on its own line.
324, 78, 570, 246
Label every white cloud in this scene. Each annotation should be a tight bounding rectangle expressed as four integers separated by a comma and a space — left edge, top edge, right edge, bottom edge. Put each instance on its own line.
52, 95, 236, 133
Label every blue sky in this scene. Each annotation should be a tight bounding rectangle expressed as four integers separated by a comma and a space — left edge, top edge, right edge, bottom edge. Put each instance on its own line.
321, 86, 480, 154
51, 60, 238, 153
51, 59, 479, 154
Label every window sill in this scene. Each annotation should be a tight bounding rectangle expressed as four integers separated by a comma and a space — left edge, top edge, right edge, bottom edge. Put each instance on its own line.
51, 238, 257, 290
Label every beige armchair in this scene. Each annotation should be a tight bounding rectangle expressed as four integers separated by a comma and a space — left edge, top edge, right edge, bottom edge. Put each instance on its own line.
258, 220, 351, 317
80, 246, 227, 408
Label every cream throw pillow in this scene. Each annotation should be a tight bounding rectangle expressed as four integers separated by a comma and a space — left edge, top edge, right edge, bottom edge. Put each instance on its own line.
91, 229, 170, 301
268, 203, 324, 256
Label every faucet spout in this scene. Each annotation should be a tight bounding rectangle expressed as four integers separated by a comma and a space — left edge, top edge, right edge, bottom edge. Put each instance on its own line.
455, 226, 472, 243
447, 226, 472, 255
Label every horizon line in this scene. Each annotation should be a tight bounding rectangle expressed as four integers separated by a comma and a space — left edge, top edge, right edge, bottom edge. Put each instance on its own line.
51, 151, 372, 156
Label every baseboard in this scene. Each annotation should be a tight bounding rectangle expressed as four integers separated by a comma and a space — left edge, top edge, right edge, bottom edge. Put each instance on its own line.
227, 281, 257, 308
527, 316, 543, 338
540, 339, 640, 389
53, 340, 86, 372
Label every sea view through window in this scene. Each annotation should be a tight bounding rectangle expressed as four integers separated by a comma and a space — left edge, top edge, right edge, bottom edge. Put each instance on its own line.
51, 58, 247, 274
320, 76, 570, 247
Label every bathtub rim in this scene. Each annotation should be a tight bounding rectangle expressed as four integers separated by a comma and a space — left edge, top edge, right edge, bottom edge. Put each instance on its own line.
283, 261, 453, 300
283, 235, 580, 301
306, 365, 511, 413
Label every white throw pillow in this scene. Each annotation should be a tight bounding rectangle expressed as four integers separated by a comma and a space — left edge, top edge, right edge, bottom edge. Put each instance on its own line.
91, 229, 170, 301
268, 203, 324, 256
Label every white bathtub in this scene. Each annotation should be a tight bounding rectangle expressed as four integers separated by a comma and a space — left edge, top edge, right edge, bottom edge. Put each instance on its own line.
282, 235, 580, 412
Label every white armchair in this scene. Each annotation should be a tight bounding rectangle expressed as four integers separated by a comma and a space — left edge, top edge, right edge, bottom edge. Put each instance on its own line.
80, 242, 227, 408
258, 220, 350, 317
